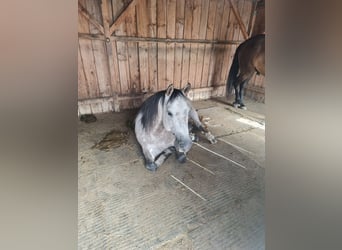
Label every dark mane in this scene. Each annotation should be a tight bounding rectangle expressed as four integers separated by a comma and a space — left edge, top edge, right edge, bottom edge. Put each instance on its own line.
138, 89, 185, 130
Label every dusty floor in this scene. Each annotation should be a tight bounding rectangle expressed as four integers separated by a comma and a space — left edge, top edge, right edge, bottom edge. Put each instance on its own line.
78, 97, 265, 249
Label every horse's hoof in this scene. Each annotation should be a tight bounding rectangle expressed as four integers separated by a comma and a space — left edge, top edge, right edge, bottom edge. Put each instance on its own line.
238, 104, 247, 110
176, 153, 187, 164
145, 162, 158, 171
190, 132, 199, 142
205, 132, 217, 144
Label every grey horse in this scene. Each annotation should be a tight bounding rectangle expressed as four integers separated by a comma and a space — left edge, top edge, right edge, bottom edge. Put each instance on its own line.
135, 83, 217, 171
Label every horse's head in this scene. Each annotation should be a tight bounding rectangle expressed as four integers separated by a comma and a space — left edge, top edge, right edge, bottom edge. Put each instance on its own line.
163, 83, 193, 153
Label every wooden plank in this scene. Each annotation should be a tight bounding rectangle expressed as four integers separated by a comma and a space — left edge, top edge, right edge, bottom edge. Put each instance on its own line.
101, 0, 120, 111
181, 43, 191, 85
79, 32, 244, 44
92, 40, 112, 96
247, 0, 257, 35
137, 0, 150, 92
157, 0, 167, 90
173, 44, 183, 88
117, 41, 130, 94
138, 43, 149, 92
78, 0, 90, 33
109, 0, 137, 35
166, 0, 176, 85
136, 0, 149, 37
148, 43, 158, 92
148, 0, 158, 92
112, 0, 130, 96
106, 0, 113, 25
125, 6, 140, 93
211, 0, 231, 85
173, 0, 185, 88
85, 0, 103, 98
111, 0, 126, 21
166, 42, 175, 84
219, 0, 231, 40
78, 1, 104, 34
221, 1, 236, 84
195, 0, 209, 86
110, 41, 122, 95
201, 0, 217, 87
79, 39, 99, 98
208, 0, 225, 86
78, 44, 89, 99
240, 0, 250, 39
217, 0, 233, 83
188, 0, 201, 87
85, 0, 103, 35
181, 0, 193, 85
78, 0, 90, 99
229, 0, 248, 39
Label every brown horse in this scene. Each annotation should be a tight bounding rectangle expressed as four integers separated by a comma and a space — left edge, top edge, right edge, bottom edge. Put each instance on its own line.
226, 34, 265, 109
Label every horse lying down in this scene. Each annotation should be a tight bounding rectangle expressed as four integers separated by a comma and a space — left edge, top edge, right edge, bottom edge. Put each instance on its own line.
135, 83, 217, 171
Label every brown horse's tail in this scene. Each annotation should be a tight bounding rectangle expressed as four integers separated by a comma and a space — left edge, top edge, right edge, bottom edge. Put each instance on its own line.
226, 46, 240, 97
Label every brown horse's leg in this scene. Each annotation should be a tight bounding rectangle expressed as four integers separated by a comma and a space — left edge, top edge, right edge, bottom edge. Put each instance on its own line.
233, 82, 240, 107
234, 72, 253, 109
238, 80, 248, 109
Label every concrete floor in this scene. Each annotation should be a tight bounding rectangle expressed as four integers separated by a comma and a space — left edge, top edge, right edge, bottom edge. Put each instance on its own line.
78, 97, 265, 250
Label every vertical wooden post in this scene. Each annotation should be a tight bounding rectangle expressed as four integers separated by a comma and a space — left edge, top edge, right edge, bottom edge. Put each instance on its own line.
101, 0, 120, 112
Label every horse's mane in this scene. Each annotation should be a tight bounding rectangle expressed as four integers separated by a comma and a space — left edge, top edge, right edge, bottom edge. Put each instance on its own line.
138, 89, 185, 130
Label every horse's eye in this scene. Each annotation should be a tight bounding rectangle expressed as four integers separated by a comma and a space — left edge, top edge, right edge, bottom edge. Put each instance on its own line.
167, 111, 172, 117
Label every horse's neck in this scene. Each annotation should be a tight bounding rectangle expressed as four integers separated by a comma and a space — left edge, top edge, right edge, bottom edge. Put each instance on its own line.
151, 102, 165, 131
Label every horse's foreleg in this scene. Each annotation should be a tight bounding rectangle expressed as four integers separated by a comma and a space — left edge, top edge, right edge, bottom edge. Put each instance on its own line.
154, 147, 174, 166
189, 107, 217, 144
142, 148, 159, 171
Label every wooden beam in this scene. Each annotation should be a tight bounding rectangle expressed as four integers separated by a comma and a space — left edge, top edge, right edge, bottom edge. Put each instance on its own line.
78, 1, 104, 34
110, 36, 243, 44
109, 0, 137, 36
78, 33, 245, 44
229, 0, 249, 39
78, 33, 106, 41
100, 0, 120, 111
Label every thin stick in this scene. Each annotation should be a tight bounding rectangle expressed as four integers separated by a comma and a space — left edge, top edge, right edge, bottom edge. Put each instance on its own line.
218, 138, 255, 155
170, 175, 207, 201
188, 159, 215, 175
194, 143, 246, 169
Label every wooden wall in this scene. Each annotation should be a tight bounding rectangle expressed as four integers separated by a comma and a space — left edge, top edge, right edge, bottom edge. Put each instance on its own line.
78, 0, 265, 114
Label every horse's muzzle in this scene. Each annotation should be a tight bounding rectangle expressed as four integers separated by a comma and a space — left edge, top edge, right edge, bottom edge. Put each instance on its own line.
177, 138, 192, 153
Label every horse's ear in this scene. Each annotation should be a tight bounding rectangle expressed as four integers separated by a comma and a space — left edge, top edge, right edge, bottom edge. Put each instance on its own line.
165, 84, 174, 97
182, 82, 191, 95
